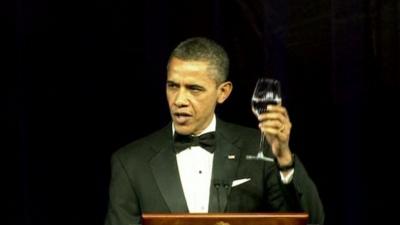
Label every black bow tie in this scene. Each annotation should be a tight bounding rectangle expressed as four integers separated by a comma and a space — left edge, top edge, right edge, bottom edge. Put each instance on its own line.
173, 132, 216, 153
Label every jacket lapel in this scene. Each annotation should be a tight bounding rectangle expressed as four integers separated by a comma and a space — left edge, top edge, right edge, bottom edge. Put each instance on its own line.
208, 120, 241, 212
150, 124, 189, 213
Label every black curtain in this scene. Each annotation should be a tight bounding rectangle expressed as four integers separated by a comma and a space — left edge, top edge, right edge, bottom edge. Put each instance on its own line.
8, 0, 399, 225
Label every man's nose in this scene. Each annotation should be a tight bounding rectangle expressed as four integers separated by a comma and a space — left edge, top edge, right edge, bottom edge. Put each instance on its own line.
174, 89, 189, 107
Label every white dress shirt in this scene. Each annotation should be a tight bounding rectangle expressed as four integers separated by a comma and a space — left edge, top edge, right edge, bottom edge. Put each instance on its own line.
174, 116, 216, 213
173, 115, 294, 213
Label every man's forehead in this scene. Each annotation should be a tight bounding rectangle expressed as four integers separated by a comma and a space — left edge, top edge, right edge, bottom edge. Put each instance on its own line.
168, 58, 209, 72
167, 74, 209, 84
167, 73, 219, 89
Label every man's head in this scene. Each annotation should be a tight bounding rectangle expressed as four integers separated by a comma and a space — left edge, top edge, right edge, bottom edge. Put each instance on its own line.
166, 37, 232, 135
167, 37, 229, 85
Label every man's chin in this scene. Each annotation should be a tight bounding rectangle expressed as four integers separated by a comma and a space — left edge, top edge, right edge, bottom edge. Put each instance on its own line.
173, 124, 194, 135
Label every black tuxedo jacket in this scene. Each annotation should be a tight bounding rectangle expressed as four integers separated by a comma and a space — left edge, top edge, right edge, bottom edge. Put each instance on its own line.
105, 119, 324, 225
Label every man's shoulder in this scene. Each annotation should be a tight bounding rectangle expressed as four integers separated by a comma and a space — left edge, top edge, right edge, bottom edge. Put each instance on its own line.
217, 119, 262, 154
112, 124, 171, 160
217, 119, 259, 138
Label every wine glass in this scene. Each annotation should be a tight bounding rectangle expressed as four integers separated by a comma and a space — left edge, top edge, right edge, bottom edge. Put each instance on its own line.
246, 78, 282, 161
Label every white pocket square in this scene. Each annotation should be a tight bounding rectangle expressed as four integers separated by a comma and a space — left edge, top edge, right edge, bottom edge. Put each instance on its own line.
232, 178, 251, 187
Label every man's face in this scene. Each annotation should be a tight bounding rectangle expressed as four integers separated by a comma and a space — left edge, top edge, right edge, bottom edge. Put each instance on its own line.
166, 57, 224, 135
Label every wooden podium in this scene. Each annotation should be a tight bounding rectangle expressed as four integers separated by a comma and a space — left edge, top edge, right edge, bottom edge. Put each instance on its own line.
142, 213, 309, 225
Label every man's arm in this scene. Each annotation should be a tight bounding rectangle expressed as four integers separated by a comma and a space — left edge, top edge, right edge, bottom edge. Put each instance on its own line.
290, 156, 325, 225
105, 153, 141, 225
258, 105, 324, 224
263, 155, 324, 225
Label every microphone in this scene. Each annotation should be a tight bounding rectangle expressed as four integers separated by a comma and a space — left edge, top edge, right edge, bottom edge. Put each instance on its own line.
213, 180, 221, 212
213, 179, 231, 212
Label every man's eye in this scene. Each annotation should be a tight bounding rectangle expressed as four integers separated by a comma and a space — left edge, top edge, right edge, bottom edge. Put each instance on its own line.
189, 86, 204, 92
167, 83, 178, 89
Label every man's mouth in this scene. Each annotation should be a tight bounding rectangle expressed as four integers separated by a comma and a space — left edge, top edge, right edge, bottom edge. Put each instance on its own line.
173, 112, 192, 124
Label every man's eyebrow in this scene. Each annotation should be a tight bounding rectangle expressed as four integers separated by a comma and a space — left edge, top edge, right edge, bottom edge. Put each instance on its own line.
166, 80, 178, 85
186, 84, 205, 90
166, 80, 205, 90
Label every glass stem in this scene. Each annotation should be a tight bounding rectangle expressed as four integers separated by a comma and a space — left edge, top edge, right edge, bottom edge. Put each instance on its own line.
259, 131, 265, 155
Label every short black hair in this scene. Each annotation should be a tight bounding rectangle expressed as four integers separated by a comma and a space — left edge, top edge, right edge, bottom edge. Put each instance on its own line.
168, 37, 229, 84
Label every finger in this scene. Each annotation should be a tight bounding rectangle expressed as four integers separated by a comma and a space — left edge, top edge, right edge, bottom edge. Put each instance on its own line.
266, 105, 290, 121
266, 104, 285, 113
263, 127, 280, 136
258, 112, 286, 123
259, 117, 288, 137
264, 127, 289, 144
262, 124, 288, 134
259, 120, 283, 130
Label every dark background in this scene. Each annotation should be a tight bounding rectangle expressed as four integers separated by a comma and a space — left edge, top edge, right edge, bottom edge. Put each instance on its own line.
6, 0, 399, 225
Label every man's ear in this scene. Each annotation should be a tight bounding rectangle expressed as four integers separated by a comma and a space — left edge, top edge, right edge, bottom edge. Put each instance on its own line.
216, 81, 233, 104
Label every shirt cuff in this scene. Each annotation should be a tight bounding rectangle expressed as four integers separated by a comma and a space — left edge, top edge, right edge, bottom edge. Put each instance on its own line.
279, 169, 294, 184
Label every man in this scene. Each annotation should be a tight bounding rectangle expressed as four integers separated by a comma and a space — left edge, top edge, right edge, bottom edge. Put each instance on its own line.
105, 37, 324, 225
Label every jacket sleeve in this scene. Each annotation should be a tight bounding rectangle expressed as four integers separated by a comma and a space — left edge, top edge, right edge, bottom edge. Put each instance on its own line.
291, 155, 325, 225
105, 153, 142, 225
263, 162, 293, 211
